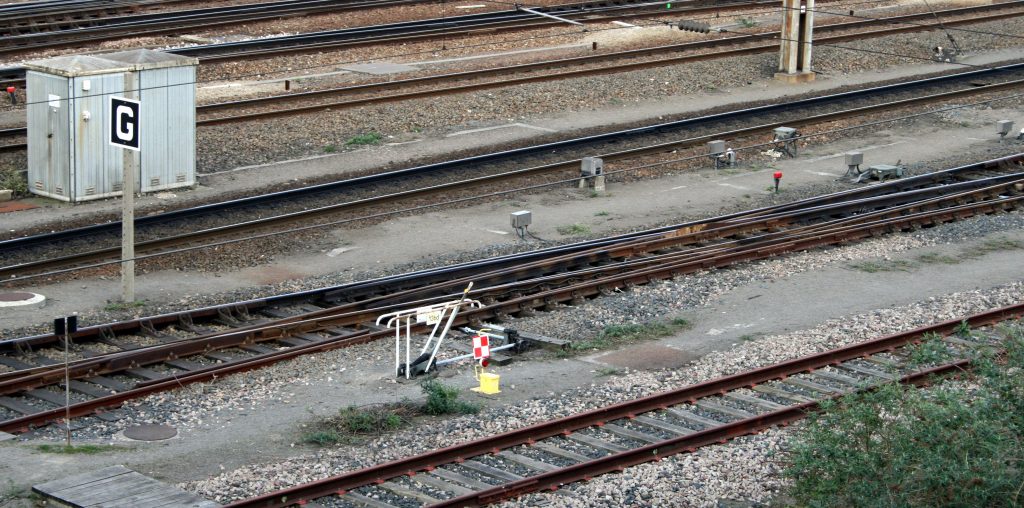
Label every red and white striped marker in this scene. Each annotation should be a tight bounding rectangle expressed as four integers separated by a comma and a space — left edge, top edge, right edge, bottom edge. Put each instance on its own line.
472, 334, 490, 360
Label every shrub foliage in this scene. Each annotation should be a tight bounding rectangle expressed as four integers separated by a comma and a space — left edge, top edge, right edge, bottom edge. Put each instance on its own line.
785, 329, 1024, 507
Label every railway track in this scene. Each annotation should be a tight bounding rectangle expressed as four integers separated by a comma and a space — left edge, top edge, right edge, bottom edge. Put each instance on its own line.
0, 0, 702, 58
0, 0, 434, 48
223, 304, 1024, 507
2, 2, 1022, 151
0, 153, 1021, 433
3, 64, 1024, 280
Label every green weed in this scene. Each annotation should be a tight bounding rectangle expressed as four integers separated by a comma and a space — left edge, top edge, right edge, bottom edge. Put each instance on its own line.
916, 252, 960, 265
566, 318, 691, 354
421, 380, 480, 415
36, 444, 118, 454
556, 223, 591, 236
847, 259, 915, 273
345, 132, 383, 146
323, 145, 337, 153
594, 211, 609, 217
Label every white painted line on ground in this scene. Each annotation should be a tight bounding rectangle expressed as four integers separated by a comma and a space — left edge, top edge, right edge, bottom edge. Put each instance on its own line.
612, 21, 640, 28
446, 123, 557, 137
802, 141, 905, 162
455, 4, 486, 8
671, 185, 688, 190
967, 137, 988, 141
327, 247, 357, 257
804, 170, 835, 176
717, 182, 751, 190
485, 229, 510, 235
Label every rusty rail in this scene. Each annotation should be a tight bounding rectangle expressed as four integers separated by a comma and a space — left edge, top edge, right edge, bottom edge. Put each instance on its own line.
225, 303, 1024, 507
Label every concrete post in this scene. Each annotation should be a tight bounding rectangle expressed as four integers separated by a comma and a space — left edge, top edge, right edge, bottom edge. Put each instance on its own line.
121, 71, 137, 303
775, 0, 815, 83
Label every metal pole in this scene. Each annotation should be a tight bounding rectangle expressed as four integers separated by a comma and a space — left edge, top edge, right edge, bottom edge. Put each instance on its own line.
63, 317, 71, 447
121, 73, 137, 303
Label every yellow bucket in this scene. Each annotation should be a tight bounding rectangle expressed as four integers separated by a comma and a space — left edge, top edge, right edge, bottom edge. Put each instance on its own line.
475, 372, 501, 395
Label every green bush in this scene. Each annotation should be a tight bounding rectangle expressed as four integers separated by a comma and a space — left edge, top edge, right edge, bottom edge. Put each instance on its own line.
421, 380, 480, 415
565, 317, 691, 354
785, 328, 1024, 507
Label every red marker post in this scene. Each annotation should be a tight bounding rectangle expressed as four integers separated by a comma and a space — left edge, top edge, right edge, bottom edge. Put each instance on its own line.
5, 86, 15, 105
773, 170, 783, 193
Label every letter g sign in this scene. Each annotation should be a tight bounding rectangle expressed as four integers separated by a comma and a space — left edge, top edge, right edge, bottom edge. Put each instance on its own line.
109, 96, 140, 150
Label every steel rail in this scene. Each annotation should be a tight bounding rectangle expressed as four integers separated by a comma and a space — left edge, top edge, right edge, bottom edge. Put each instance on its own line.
6, 176, 1006, 389
195, 3, 1024, 124
0, 0, 435, 51
2, 152, 1019, 353
0, 0, 676, 57
224, 303, 1024, 508
1, 183, 1018, 431
3, 71, 1022, 280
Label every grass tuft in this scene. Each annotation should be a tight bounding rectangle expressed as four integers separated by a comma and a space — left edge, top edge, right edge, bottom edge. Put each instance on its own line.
302, 403, 414, 446
345, 132, 383, 146
564, 317, 691, 355
556, 223, 591, 236
421, 380, 480, 415
36, 444, 118, 454
847, 259, 915, 273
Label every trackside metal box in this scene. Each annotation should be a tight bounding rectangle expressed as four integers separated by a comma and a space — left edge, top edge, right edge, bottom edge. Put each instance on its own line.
24, 49, 198, 202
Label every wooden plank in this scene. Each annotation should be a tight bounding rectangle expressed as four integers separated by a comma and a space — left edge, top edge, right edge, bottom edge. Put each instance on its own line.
49, 472, 157, 505
497, 450, 559, 472
753, 384, 815, 403
695, 399, 755, 420
344, 492, 401, 508
85, 376, 131, 392
810, 370, 862, 387
513, 330, 571, 350
838, 362, 897, 381
114, 487, 198, 507
664, 407, 725, 428
124, 368, 164, 381
25, 389, 66, 407
601, 423, 662, 444
412, 473, 474, 496
68, 380, 113, 398
378, 481, 442, 504
164, 359, 205, 371
564, 432, 627, 453
781, 377, 845, 395
0, 396, 38, 415
202, 352, 236, 363
431, 468, 496, 490
531, 441, 591, 463
634, 415, 694, 435
725, 392, 787, 411
239, 344, 277, 354
0, 356, 35, 370
461, 459, 523, 482
34, 465, 132, 494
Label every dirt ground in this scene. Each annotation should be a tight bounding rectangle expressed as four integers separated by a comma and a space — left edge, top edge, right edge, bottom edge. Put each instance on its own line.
1, 46, 1023, 505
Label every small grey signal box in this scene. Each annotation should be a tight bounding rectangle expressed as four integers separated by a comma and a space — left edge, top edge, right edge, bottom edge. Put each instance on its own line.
845, 152, 863, 167
510, 210, 532, 229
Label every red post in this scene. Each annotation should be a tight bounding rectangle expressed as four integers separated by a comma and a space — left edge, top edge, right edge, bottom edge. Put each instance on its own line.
773, 170, 783, 193
6, 86, 15, 105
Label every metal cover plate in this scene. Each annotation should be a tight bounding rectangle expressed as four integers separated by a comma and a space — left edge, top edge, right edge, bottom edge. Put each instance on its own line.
123, 424, 177, 441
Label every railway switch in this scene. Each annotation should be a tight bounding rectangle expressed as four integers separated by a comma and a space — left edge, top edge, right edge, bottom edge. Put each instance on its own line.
708, 140, 734, 169
579, 157, 605, 193
772, 127, 799, 157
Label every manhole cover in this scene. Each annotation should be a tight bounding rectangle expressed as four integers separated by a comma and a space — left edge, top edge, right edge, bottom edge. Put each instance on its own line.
0, 292, 34, 302
0, 292, 46, 308
123, 424, 177, 441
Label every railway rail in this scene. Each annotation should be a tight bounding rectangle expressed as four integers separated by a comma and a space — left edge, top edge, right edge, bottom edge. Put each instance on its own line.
0, 0, 702, 58
0, 0, 433, 47
0, 153, 1021, 433
224, 304, 1024, 507
1, 2, 1022, 151
2, 64, 1024, 280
